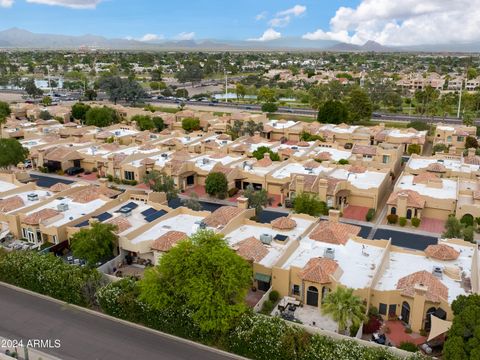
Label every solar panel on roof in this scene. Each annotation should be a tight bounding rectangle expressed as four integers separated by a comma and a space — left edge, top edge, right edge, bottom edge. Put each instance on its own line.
141, 207, 157, 217
75, 220, 89, 228
123, 202, 139, 210
94, 212, 113, 222
274, 234, 288, 242
145, 210, 167, 223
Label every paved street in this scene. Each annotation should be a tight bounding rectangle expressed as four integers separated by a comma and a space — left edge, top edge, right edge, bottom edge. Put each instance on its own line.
0, 284, 238, 360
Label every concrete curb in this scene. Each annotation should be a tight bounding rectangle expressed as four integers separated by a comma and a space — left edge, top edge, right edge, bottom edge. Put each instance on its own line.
0, 282, 247, 360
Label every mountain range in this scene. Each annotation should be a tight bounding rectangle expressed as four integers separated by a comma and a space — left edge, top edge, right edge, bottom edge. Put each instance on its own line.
1, 28, 480, 53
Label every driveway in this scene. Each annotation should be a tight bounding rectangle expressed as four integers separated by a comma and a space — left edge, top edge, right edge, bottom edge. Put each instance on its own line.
372, 228, 438, 250
30, 174, 75, 188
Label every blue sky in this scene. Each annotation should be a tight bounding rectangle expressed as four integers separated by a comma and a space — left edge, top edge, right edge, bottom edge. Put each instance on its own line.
0, 1, 476, 46
0, 0, 359, 41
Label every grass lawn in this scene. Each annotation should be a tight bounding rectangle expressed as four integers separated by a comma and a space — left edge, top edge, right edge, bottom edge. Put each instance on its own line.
268, 113, 316, 123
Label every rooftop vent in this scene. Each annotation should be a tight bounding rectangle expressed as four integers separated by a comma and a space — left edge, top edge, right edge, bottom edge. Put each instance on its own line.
119, 207, 133, 217
202, 158, 210, 165
161, 153, 168, 158
260, 233, 273, 245
27, 193, 39, 201
433, 266, 443, 279
324, 247, 335, 259
57, 203, 69, 212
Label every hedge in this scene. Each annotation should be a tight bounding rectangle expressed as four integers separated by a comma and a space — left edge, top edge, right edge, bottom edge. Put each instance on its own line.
0, 250, 102, 307
366, 209, 375, 222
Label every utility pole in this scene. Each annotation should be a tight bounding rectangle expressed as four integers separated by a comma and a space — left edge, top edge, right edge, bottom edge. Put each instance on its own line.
224, 69, 228, 103
457, 72, 465, 119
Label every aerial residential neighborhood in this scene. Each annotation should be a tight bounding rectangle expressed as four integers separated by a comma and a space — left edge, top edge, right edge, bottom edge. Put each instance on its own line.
0, 1, 480, 360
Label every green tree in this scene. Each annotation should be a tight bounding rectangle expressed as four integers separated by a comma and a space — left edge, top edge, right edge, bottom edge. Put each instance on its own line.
465, 136, 479, 149
244, 184, 271, 218
347, 88, 373, 122
0, 101, 11, 137
181, 192, 202, 211
205, 172, 228, 198
433, 143, 448, 154
70, 222, 118, 267
39, 110, 51, 120
235, 83, 247, 101
257, 87, 276, 103
407, 144, 421, 155
85, 106, 119, 127
252, 146, 280, 161
317, 100, 349, 124
84, 89, 97, 101
175, 88, 189, 98
182, 117, 200, 132
0, 138, 28, 169
152, 116, 165, 132
139, 230, 252, 334
261, 102, 278, 113
71, 103, 91, 122
131, 115, 154, 131
24, 79, 43, 98
443, 215, 463, 238
322, 287, 367, 334
143, 170, 178, 200
41, 96, 52, 106
151, 68, 163, 81
293, 192, 328, 217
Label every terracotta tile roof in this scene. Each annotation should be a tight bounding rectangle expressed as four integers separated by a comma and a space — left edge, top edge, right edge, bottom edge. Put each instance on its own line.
464, 155, 480, 165
217, 134, 231, 140
315, 152, 332, 161
139, 144, 156, 151
209, 153, 226, 159
204, 206, 243, 228
24, 208, 60, 225
304, 160, 321, 168
162, 138, 178, 146
426, 162, 447, 173
49, 183, 70, 192
387, 190, 425, 209
244, 135, 263, 144
271, 216, 297, 230
233, 237, 269, 262
172, 149, 191, 160
96, 131, 114, 139
44, 147, 84, 162
348, 165, 367, 174
151, 231, 187, 252
309, 221, 361, 245
396, 270, 448, 303
105, 216, 132, 233
425, 244, 460, 261
278, 148, 295, 157
297, 141, 310, 147
111, 153, 128, 166
69, 186, 119, 204
413, 172, 439, 184
140, 157, 155, 166
0, 195, 24, 212
255, 156, 272, 167
352, 144, 377, 156
300, 257, 338, 284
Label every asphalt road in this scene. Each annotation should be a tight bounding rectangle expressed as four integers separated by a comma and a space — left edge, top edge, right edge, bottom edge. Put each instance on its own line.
0, 284, 238, 360
30, 174, 75, 188
373, 228, 438, 250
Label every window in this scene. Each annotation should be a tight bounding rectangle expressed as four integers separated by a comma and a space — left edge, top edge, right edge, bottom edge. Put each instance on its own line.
379, 303, 387, 315
124, 171, 135, 181
457, 136, 464, 142
447, 136, 452, 142
52, 235, 57, 244
292, 284, 300, 296
21, 228, 27, 238
389, 304, 397, 317
382, 155, 390, 164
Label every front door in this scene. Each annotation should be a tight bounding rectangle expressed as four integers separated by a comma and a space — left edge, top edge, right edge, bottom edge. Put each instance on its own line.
257, 280, 270, 292
186, 175, 195, 186
306, 286, 319, 307
401, 302, 410, 324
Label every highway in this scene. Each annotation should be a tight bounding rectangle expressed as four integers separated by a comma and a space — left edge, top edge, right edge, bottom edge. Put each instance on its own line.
0, 284, 239, 360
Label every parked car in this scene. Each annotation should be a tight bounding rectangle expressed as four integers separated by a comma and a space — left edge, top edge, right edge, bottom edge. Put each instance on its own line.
65, 167, 84, 176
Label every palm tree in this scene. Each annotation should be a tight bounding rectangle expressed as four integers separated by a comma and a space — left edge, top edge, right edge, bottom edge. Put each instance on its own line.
322, 287, 367, 334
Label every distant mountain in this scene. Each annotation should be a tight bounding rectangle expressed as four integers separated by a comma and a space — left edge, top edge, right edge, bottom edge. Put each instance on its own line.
1, 28, 480, 52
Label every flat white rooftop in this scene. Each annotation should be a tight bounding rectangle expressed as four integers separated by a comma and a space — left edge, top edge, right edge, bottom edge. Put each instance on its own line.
408, 158, 479, 174
4, 190, 53, 213
0, 180, 19, 193
397, 174, 458, 200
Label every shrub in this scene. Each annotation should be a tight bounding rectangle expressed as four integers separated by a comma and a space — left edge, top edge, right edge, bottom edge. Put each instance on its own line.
411, 217, 421, 227
261, 300, 274, 315
228, 188, 239, 197
181, 117, 200, 132
398, 341, 418, 352
338, 159, 349, 165
407, 144, 421, 155
269, 290, 280, 303
366, 208, 375, 222
399, 217, 407, 227
419, 329, 427, 337
404, 327, 413, 334
387, 214, 398, 224
205, 172, 228, 198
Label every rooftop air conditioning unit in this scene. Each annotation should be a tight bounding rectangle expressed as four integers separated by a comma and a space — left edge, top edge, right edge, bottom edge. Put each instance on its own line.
27, 193, 39, 201
194, 220, 207, 229
222, 140, 228, 144
291, 146, 298, 150
324, 247, 335, 259
260, 233, 273, 245
432, 266, 443, 279
114, 131, 121, 136
120, 207, 133, 217
57, 203, 69, 212
161, 153, 168, 158
202, 158, 210, 164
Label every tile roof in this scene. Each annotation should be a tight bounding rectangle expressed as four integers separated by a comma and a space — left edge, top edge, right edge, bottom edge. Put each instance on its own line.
44, 147, 84, 162
140, 157, 156, 166
315, 152, 332, 161
69, 186, 119, 204
297, 141, 310, 147
348, 165, 367, 174
0, 195, 24, 212
151, 231, 187, 252
105, 216, 133, 233
49, 182, 70, 192
387, 189, 426, 209
233, 237, 269, 262
271, 216, 297, 230
23, 208, 60, 225
413, 172, 439, 184
426, 162, 447, 173
464, 155, 480, 165
204, 206, 243, 228
300, 257, 338, 284
396, 270, 448, 303
309, 221, 361, 245
425, 244, 460, 261
352, 144, 377, 156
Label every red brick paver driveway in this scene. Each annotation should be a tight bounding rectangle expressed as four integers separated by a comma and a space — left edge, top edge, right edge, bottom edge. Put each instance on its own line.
419, 217, 445, 234
385, 320, 427, 347
343, 205, 370, 221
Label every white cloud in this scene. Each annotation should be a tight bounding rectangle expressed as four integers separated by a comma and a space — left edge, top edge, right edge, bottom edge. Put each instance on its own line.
248, 28, 281, 42
26, 0, 101, 9
269, 4, 306, 28
175, 32, 195, 41
255, 11, 267, 21
302, 0, 480, 46
138, 33, 164, 42
0, 0, 13, 8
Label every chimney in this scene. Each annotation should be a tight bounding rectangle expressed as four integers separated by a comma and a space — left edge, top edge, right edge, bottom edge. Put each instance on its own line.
296, 175, 305, 193
237, 196, 249, 210
318, 178, 328, 202
329, 209, 340, 223
397, 192, 408, 217
98, 178, 109, 188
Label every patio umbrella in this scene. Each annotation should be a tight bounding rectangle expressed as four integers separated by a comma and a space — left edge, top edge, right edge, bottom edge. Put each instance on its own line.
427, 315, 452, 342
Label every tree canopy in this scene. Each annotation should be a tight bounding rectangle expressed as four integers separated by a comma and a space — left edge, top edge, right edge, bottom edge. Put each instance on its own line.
24, 79, 43, 98
252, 146, 280, 161
143, 170, 178, 200
317, 100, 349, 124
347, 88, 373, 122
131, 115, 155, 131
99, 75, 146, 105
244, 184, 271, 218
71, 102, 91, 121
0, 138, 29, 169
293, 192, 328, 217
70, 222, 118, 267
139, 230, 252, 334
85, 106, 119, 127
182, 117, 200, 132
322, 287, 367, 333
205, 172, 228, 198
